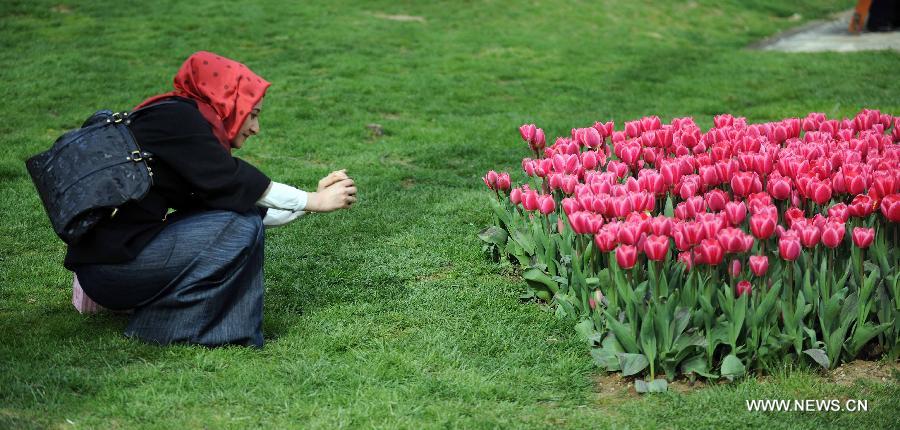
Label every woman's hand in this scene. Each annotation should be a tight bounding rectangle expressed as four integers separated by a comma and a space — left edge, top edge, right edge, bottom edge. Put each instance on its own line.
306, 178, 357, 212
318, 169, 349, 192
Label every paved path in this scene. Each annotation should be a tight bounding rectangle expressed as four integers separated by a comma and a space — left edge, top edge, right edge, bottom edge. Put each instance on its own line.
753, 11, 900, 53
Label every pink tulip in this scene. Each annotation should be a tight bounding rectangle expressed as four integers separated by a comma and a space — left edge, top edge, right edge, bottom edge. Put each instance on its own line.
717, 227, 754, 253
568, 212, 590, 234
778, 232, 802, 261
881, 194, 900, 222
532, 128, 546, 152
806, 179, 833, 206
644, 235, 670, 261
510, 188, 523, 205
784, 207, 805, 228
724, 201, 747, 226
736, 280, 752, 297
699, 165, 719, 189
522, 190, 540, 211
704, 189, 728, 212
616, 245, 638, 269
731, 171, 761, 198
594, 228, 619, 252
677, 251, 693, 271
872, 171, 898, 199
584, 127, 603, 148
482, 170, 498, 190
519, 124, 536, 143
766, 175, 792, 200
650, 215, 674, 236
749, 212, 777, 240
522, 158, 536, 176
749, 255, 768, 277
840, 164, 868, 195
496, 173, 511, 191
821, 221, 845, 249
538, 195, 556, 215
617, 221, 643, 246
582, 150, 599, 170
852, 227, 874, 248
828, 203, 850, 223
694, 238, 724, 266
848, 194, 875, 218
660, 162, 682, 186
561, 198, 581, 216
798, 224, 821, 248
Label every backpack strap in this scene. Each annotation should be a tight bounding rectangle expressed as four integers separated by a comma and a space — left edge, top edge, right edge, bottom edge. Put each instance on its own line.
117, 99, 182, 126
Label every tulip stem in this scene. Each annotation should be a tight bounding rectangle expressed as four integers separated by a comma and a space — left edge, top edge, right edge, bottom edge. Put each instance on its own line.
858, 248, 865, 291
787, 261, 794, 307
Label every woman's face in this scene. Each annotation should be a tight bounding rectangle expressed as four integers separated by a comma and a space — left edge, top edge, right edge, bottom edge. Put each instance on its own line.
231, 98, 263, 149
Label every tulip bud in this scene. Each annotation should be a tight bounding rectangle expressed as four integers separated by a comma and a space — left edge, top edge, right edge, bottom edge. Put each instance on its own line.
730, 259, 742, 277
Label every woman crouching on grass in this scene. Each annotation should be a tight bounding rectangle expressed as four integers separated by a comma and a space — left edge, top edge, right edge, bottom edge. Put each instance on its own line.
64, 51, 356, 347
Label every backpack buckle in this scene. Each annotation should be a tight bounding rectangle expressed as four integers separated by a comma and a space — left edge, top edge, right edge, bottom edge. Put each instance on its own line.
112, 112, 128, 123
128, 150, 143, 162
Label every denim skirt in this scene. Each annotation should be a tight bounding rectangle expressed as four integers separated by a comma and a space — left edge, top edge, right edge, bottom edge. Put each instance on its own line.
76, 210, 265, 347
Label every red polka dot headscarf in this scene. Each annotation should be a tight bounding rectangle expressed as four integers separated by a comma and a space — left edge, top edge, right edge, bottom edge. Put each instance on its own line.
135, 51, 270, 150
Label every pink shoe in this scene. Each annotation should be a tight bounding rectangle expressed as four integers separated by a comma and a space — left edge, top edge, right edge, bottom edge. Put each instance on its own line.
72, 274, 106, 314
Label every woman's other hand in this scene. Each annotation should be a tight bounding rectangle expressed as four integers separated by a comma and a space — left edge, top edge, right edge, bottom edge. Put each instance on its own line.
317, 169, 349, 192
307, 178, 356, 212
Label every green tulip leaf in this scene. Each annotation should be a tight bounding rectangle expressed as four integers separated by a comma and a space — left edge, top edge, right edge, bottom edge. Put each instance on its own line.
591, 348, 620, 371
574, 319, 595, 342
720, 354, 746, 381
802, 348, 830, 369
848, 322, 892, 357
604, 312, 639, 354
680, 354, 717, 379
617, 353, 649, 377
477, 226, 508, 246
523, 267, 558, 294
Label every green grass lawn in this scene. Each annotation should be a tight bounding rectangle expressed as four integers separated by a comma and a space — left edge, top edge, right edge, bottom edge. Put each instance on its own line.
2, 0, 899, 428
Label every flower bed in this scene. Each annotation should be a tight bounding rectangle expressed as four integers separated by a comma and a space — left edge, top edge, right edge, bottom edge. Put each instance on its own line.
480, 111, 899, 390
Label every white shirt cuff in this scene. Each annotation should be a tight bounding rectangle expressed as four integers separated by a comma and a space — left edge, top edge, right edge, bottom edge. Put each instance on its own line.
263, 208, 305, 227
257, 181, 308, 211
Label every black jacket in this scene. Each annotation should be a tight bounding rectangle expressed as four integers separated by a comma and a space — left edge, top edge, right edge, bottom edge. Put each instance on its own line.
64, 97, 270, 269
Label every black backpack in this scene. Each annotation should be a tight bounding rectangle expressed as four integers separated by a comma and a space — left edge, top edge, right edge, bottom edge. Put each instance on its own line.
25, 101, 176, 244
